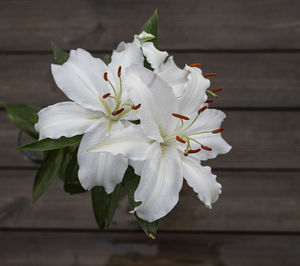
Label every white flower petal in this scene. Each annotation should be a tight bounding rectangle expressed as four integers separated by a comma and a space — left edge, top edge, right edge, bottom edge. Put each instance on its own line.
182, 156, 222, 208
193, 133, 232, 161
185, 109, 231, 160
134, 143, 183, 222
35, 102, 102, 140
78, 119, 128, 193
88, 124, 151, 161
141, 42, 168, 70
129, 159, 145, 176
109, 36, 144, 80
157, 56, 188, 97
137, 31, 156, 43
51, 49, 108, 112
186, 109, 226, 134
124, 65, 179, 141
178, 66, 209, 115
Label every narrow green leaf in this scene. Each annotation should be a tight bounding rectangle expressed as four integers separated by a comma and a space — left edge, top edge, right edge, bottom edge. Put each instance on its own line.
123, 166, 159, 239
139, 9, 158, 48
91, 184, 122, 229
57, 148, 71, 181
91, 186, 107, 229
17, 135, 82, 151
33, 149, 65, 202
0, 102, 41, 139
51, 42, 69, 65
64, 147, 86, 194
102, 54, 111, 65
106, 184, 122, 226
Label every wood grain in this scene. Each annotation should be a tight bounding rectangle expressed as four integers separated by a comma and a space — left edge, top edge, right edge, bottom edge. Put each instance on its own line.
1, 169, 299, 232
1, 53, 300, 108
0, 231, 299, 266
1, 110, 300, 169
0, 0, 299, 51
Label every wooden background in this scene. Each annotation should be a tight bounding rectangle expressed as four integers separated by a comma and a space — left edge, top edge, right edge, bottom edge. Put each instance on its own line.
0, 0, 300, 265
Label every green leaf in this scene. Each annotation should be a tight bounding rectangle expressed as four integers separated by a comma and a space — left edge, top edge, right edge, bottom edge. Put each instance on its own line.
33, 149, 65, 202
51, 42, 69, 65
57, 148, 71, 181
91, 184, 122, 229
102, 54, 111, 65
0, 102, 41, 139
139, 9, 158, 48
64, 147, 86, 194
17, 135, 82, 151
123, 166, 159, 239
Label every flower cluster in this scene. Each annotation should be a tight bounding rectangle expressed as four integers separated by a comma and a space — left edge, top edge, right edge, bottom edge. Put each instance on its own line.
35, 31, 231, 222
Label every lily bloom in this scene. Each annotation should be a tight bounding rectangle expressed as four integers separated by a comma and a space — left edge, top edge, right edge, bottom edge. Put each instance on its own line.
89, 65, 231, 222
35, 36, 144, 193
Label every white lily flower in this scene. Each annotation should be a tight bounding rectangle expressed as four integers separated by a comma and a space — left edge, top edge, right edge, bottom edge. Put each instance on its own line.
35, 36, 145, 193
89, 65, 231, 222
137, 33, 210, 116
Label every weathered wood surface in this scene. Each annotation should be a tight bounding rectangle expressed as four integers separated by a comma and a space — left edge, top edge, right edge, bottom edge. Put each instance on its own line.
1, 110, 300, 169
1, 53, 300, 108
0, 0, 300, 51
1, 169, 299, 232
0, 231, 299, 266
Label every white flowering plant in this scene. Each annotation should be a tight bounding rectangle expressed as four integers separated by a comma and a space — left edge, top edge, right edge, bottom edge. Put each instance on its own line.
1, 11, 231, 238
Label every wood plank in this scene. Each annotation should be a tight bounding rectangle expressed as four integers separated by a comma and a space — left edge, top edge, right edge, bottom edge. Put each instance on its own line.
1, 170, 299, 232
0, 0, 299, 51
0, 231, 299, 266
1, 110, 300, 169
1, 53, 300, 108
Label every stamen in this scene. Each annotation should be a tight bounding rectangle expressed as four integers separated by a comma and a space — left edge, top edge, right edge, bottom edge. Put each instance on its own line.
212, 128, 224, 134
102, 93, 111, 99
198, 106, 207, 114
172, 113, 190, 120
132, 104, 141, 110
188, 148, 201, 154
118, 66, 122, 77
112, 108, 124, 116
211, 88, 222, 93
176, 136, 186, 143
189, 63, 202, 67
201, 145, 212, 151
205, 99, 213, 103
104, 72, 108, 81
203, 73, 216, 78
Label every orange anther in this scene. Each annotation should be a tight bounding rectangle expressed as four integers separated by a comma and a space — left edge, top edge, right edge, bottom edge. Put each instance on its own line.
201, 145, 212, 151
198, 106, 207, 114
118, 66, 122, 77
176, 136, 186, 144
102, 93, 110, 99
188, 149, 201, 154
212, 128, 224, 134
112, 108, 124, 116
189, 63, 202, 67
211, 88, 222, 93
203, 73, 216, 77
104, 72, 108, 81
172, 113, 190, 120
132, 104, 141, 110
205, 99, 213, 103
